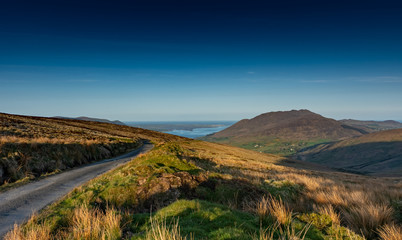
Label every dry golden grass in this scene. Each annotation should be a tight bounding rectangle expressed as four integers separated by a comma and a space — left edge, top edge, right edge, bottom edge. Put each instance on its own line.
256, 196, 271, 219
309, 189, 347, 206
258, 221, 310, 240
378, 224, 402, 240
179, 140, 402, 239
145, 218, 188, 240
5, 205, 122, 240
4, 223, 51, 240
343, 204, 394, 239
71, 205, 122, 240
316, 204, 341, 225
4, 215, 52, 240
257, 195, 292, 226
0, 136, 102, 145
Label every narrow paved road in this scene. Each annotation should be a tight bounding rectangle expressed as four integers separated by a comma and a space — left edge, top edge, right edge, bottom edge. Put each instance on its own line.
0, 142, 153, 237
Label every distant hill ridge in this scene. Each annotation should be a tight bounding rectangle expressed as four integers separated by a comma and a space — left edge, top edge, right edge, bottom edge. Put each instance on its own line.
339, 119, 402, 133
203, 109, 402, 176
208, 109, 364, 140
296, 128, 402, 176
53, 116, 126, 126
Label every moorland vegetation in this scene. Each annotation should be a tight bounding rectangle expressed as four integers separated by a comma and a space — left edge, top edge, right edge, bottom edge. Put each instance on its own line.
1, 113, 400, 239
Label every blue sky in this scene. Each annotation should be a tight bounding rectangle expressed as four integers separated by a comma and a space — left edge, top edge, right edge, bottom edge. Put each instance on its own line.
1, 0, 401, 121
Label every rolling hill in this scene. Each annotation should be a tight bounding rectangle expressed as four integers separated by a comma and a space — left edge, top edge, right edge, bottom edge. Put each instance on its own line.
296, 128, 402, 176
1, 112, 401, 239
0, 112, 177, 186
202, 110, 365, 155
53, 116, 126, 125
340, 119, 402, 133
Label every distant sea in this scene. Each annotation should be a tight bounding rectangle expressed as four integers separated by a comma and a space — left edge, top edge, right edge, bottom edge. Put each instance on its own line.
125, 121, 235, 139
165, 125, 231, 138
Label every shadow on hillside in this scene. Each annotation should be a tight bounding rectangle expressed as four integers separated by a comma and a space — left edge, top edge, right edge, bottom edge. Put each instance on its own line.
120, 156, 303, 216
0, 141, 139, 184
277, 158, 337, 173
128, 172, 267, 215
293, 141, 402, 177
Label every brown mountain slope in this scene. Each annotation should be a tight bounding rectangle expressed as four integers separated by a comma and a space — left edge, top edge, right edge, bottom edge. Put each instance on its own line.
0, 112, 179, 185
53, 116, 126, 125
202, 110, 364, 155
296, 128, 402, 176
209, 110, 363, 140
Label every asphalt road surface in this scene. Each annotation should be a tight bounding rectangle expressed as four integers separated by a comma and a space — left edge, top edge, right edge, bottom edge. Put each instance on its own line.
0, 142, 153, 237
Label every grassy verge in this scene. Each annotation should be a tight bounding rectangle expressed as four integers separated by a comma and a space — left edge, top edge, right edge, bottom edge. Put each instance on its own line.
0, 169, 60, 192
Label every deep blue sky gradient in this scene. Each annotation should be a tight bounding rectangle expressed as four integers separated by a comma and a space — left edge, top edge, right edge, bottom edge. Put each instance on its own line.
1, 0, 401, 120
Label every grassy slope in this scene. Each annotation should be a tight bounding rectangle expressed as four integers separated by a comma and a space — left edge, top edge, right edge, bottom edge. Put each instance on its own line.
297, 129, 402, 176
0, 112, 180, 187
7, 138, 402, 239
204, 136, 332, 156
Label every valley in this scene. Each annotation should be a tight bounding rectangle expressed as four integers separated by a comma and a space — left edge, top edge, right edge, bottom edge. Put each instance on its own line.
296, 129, 402, 176
203, 110, 402, 176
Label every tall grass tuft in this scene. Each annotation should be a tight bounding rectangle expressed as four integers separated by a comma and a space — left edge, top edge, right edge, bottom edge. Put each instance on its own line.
378, 224, 402, 240
145, 217, 188, 240
342, 203, 394, 239
71, 205, 122, 240
316, 204, 341, 225
4, 222, 51, 240
258, 221, 310, 240
257, 195, 292, 226
4, 206, 122, 240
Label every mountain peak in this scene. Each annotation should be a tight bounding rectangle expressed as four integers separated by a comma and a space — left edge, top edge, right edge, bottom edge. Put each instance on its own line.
206, 109, 362, 140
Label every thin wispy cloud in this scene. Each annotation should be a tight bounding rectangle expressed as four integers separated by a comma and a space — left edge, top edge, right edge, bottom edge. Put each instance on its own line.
380, 80, 402, 83
375, 76, 402, 83
68, 79, 99, 83
300, 80, 330, 83
247, 71, 255, 74
356, 76, 402, 83
376, 76, 401, 80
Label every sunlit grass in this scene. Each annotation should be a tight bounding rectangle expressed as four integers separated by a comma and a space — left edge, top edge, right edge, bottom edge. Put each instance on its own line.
4, 131, 401, 239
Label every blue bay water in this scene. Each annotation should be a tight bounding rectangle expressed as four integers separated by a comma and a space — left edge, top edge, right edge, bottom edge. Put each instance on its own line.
165, 125, 230, 139
125, 121, 235, 139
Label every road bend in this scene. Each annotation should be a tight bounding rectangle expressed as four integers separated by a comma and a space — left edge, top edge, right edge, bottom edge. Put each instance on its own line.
0, 142, 153, 237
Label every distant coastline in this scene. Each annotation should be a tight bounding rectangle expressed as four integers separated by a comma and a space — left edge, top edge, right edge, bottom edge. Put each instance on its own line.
125, 121, 236, 138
